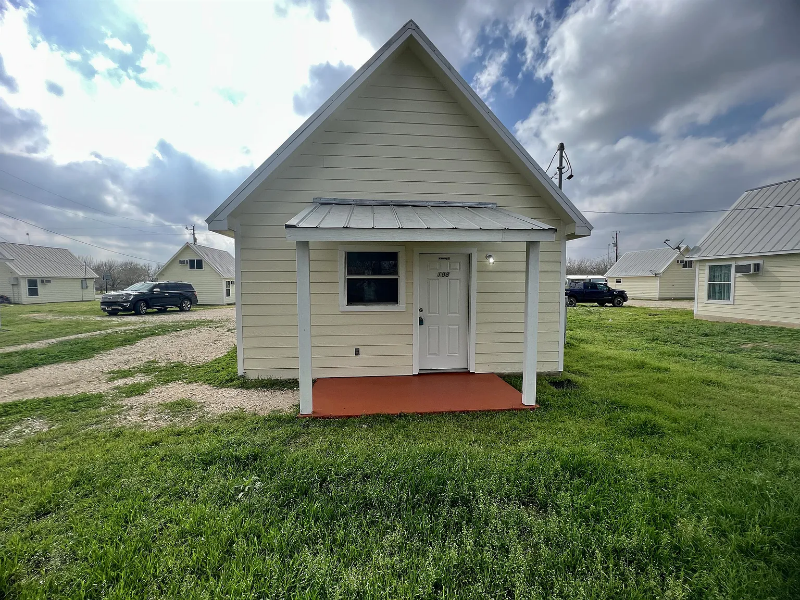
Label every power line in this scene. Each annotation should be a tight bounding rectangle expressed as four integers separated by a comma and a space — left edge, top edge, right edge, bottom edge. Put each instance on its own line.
582, 203, 799, 215
0, 185, 172, 235
0, 211, 159, 263
0, 168, 183, 227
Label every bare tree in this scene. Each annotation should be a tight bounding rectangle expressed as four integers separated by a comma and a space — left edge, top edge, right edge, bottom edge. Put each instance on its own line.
80, 256, 160, 291
566, 255, 616, 276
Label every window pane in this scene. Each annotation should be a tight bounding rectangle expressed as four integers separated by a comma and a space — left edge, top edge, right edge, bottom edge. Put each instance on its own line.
708, 264, 731, 283
27, 279, 38, 296
708, 282, 731, 301
347, 278, 399, 305
196, 259, 203, 269
347, 252, 398, 276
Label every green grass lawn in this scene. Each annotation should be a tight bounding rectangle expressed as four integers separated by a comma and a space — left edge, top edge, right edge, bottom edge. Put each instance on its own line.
0, 301, 230, 349
1, 307, 798, 598
0, 301, 120, 348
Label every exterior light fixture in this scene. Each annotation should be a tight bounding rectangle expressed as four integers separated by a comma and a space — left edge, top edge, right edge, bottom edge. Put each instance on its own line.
485, 254, 495, 264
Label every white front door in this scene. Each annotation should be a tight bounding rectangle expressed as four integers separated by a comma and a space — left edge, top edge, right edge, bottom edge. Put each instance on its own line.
419, 253, 469, 370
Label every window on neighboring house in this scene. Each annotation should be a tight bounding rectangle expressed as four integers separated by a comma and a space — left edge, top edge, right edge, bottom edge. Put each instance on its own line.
225, 280, 232, 297
616, 279, 622, 284
81, 279, 88, 289
682, 260, 694, 269
27, 278, 38, 296
189, 259, 203, 270
707, 264, 732, 302
339, 248, 405, 310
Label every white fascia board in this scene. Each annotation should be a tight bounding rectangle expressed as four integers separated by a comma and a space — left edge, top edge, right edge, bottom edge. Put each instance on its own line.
285, 228, 556, 243
407, 28, 593, 233
690, 249, 800, 260
205, 27, 415, 226
205, 20, 592, 234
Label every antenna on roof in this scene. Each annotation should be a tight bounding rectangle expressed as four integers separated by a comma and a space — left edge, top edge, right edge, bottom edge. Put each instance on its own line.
545, 143, 574, 189
664, 238, 684, 251
186, 225, 197, 245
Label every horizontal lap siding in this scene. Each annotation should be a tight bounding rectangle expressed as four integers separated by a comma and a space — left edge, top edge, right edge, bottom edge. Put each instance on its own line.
614, 276, 658, 300
234, 48, 564, 379
8, 277, 94, 304
695, 253, 800, 326
158, 246, 226, 305
657, 261, 695, 299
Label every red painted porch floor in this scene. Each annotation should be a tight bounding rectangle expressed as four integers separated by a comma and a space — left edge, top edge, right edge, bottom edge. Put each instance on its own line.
310, 372, 532, 417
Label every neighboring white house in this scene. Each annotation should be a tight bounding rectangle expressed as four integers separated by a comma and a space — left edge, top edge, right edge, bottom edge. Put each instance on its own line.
690, 177, 800, 328
205, 20, 593, 414
156, 243, 235, 305
605, 247, 695, 300
0, 242, 97, 304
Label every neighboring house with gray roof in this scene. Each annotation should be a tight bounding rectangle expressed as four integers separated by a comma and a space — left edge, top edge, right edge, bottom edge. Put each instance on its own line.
156, 243, 235, 305
0, 242, 98, 304
605, 247, 695, 300
690, 177, 800, 328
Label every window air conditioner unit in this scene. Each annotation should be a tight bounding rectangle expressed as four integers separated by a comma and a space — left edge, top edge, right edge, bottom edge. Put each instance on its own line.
677, 259, 684, 264
179, 259, 188, 265
735, 261, 762, 275
40, 279, 52, 284
9, 277, 19, 285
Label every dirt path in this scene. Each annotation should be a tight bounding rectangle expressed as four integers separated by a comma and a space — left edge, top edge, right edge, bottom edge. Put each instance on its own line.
0, 307, 236, 354
1, 306, 297, 422
625, 299, 694, 309
0, 324, 236, 403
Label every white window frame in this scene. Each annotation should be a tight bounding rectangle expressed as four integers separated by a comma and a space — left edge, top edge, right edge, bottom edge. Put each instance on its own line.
338, 245, 406, 312
188, 259, 204, 270
27, 278, 39, 297
225, 280, 233, 297
681, 260, 694, 269
705, 262, 734, 304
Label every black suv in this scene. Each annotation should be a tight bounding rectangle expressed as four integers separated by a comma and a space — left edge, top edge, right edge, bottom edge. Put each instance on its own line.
565, 280, 628, 307
101, 281, 198, 315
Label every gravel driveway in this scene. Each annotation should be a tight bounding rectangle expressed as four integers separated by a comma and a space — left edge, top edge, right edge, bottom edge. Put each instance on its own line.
0, 307, 298, 420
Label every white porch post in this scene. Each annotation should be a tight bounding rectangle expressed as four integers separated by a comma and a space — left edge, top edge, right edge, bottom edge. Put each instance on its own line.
522, 241, 541, 406
296, 241, 313, 415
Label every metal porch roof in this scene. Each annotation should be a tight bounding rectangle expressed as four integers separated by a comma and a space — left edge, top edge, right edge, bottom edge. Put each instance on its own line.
285, 198, 557, 243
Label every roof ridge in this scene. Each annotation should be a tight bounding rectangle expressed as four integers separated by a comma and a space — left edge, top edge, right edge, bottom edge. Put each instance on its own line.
745, 176, 800, 192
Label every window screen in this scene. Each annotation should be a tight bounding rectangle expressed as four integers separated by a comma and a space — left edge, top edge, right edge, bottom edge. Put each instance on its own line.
27, 279, 38, 296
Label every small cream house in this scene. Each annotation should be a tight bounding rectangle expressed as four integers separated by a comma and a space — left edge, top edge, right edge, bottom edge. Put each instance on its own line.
206, 21, 593, 414
691, 177, 800, 328
605, 247, 695, 300
156, 243, 235, 305
0, 242, 97, 304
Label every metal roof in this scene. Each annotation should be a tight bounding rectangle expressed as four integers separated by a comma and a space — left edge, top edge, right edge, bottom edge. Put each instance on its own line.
605, 247, 680, 277
690, 177, 800, 259
285, 198, 556, 242
157, 243, 235, 279
0, 242, 99, 278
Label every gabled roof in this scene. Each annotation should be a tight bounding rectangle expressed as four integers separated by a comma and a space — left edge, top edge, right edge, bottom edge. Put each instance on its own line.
206, 20, 592, 237
605, 247, 680, 278
690, 177, 800, 259
157, 243, 235, 279
0, 242, 98, 278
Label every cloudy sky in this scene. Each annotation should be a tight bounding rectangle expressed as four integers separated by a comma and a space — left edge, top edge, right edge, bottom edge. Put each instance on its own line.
1, 0, 798, 264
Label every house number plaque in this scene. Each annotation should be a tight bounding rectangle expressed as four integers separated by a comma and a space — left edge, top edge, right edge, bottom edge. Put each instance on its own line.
437, 272, 450, 278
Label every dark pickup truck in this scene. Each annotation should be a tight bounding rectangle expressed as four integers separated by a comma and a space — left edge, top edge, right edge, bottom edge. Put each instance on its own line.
565, 281, 628, 307
101, 281, 198, 315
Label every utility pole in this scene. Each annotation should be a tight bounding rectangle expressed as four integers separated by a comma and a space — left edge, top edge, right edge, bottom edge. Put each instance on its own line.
186, 225, 197, 245
611, 231, 620, 262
